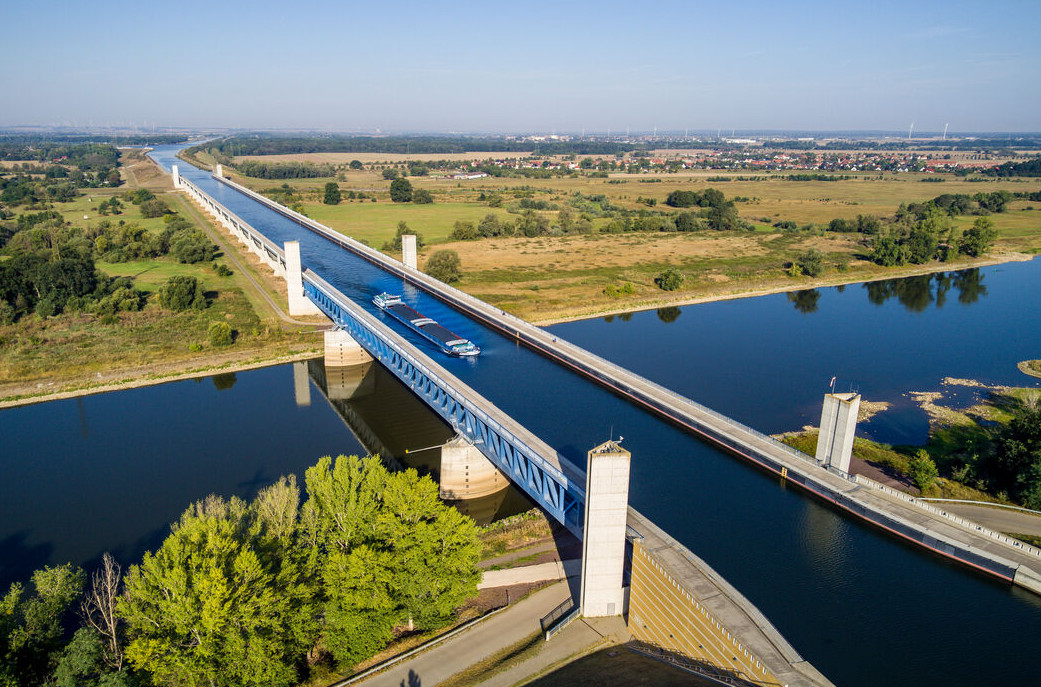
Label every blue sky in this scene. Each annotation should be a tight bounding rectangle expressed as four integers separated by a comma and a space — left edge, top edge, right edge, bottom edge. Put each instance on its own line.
4, 0, 1039, 133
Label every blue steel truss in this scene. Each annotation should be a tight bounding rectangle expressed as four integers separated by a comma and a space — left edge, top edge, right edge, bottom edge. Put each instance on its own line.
303, 271, 585, 537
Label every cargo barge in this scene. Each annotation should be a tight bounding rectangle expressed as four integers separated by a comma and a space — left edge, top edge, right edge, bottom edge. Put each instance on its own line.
372, 292, 480, 357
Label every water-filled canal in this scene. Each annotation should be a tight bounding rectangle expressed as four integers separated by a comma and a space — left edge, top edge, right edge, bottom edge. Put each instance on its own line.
7, 145, 1041, 686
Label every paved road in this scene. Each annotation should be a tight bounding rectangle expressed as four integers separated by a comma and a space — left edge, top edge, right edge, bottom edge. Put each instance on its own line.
929, 503, 1041, 537
356, 582, 572, 687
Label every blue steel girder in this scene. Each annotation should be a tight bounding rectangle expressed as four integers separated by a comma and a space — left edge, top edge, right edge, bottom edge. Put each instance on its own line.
302, 272, 584, 536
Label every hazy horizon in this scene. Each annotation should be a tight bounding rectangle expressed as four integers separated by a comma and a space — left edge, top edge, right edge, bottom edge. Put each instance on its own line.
4, 0, 1039, 134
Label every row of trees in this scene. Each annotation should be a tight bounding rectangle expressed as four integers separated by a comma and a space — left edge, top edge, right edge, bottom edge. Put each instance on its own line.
234, 160, 336, 179
0, 456, 482, 687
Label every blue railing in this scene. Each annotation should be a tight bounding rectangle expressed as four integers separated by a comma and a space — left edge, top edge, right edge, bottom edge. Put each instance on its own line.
302, 270, 586, 537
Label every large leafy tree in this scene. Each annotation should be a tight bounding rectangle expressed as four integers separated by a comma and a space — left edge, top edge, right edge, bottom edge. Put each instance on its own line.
119, 491, 312, 687
389, 178, 412, 202
424, 250, 462, 283
302, 456, 480, 668
959, 216, 998, 257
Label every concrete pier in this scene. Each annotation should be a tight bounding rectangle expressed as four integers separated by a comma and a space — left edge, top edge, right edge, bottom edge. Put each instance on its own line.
816, 393, 860, 474
323, 329, 375, 400
580, 440, 631, 618
171, 164, 181, 188
402, 234, 417, 269
439, 435, 508, 500
284, 241, 324, 317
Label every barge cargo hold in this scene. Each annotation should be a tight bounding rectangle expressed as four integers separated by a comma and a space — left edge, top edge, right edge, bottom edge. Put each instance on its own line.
372, 292, 480, 357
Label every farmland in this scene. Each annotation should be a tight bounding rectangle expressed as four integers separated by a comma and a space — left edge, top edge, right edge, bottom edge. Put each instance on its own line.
198, 147, 1041, 322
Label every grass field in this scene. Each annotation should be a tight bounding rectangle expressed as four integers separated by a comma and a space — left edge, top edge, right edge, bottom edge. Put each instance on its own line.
0, 151, 325, 402
221, 156, 1041, 321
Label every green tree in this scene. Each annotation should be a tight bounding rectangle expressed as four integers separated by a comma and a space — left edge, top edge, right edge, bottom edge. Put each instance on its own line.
349, 160, 364, 170
450, 221, 478, 240
138, 199, 169, 219
871, 235, 906, 267
959, 216, 998, 257
118, 496, 310, 687
424, 250, 462, 283
1, 564, 84, 686
48, 627, 138, 687
301, 456, 480, 667
795, 248, 824, 277
323, 182, 341, 205
208, 321, 233, 347
412, 189, 433, 204
654, 268, 683, 291
389, 178, 413, 202
909, 450, 939, 491
170, 229, 216, 264
156, 276, 205, 311
381, 168, 399, 181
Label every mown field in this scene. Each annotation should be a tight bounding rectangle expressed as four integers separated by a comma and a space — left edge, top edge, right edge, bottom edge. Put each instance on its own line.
220, 154, 1041, 322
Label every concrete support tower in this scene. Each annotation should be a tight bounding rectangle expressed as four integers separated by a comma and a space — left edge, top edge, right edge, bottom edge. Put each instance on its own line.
815, 393, 861, 474
580, 440, 631, 617
283, 241, 324, 317
324, 329, 373, 368
215, 163, 224, 178
401, 234, 417, 270
439, 435, 507, 500
171, 165, 181, 188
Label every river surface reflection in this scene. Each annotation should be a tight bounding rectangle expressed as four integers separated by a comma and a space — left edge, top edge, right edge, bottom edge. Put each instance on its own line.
551, 263, 1041, 446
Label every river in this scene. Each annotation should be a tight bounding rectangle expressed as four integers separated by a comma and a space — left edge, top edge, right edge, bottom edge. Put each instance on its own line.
3, 145, 1040, 686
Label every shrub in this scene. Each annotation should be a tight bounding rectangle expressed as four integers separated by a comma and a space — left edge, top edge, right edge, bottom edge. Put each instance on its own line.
171, 230, 217, 264
208, 321, 233, 347
140, 198, 170, 218
157, 276, 205, 311
412, 189, 433, 204
796, 248, 824, 277
909, 450, 939, 491
425, 250, 462, 283
654, 269, 683, 291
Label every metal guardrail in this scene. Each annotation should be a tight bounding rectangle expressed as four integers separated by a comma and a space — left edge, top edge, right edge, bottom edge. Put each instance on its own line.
541, 598, 581, 641
851, 474, 1041, 559
539, 598, 575, 633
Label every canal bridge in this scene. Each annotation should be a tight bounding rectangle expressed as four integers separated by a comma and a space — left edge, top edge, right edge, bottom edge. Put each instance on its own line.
177, 166, 1041, 600
171, 158, 1041, 687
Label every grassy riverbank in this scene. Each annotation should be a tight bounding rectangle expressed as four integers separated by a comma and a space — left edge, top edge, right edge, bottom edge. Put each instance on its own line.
0, 150, 328, 406
212, 156, 1041, 323
782, 384, 1041, 515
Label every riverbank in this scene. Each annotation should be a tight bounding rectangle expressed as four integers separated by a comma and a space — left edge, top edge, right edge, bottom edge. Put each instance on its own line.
529, 251, 1035, 326
0, 346, 322, 409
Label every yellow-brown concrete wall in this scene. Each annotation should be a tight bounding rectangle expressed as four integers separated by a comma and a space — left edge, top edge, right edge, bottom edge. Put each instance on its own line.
628, 540, 780, 685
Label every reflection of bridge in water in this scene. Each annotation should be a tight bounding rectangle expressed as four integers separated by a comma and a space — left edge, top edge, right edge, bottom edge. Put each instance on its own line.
299, 357, 530, 525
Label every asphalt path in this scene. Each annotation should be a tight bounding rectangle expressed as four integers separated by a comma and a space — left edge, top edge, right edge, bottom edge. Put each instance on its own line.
356, 582, 572, 687
929, 503, 1041, 537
